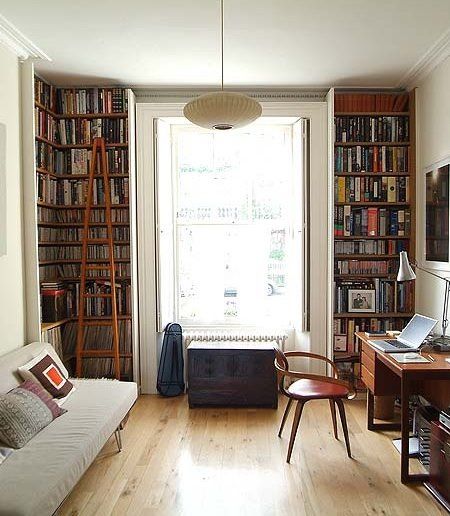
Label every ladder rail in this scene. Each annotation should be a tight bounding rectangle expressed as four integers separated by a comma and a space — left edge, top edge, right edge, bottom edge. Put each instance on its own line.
75, 137, 121, 379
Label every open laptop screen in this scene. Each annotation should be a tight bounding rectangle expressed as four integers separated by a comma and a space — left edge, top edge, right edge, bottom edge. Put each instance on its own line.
399, 314, 437, 345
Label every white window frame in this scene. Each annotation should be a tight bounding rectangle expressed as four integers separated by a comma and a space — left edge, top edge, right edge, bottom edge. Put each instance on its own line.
136, 102, 328, 393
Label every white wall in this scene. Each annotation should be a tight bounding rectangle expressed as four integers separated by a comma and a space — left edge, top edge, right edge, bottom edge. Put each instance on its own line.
0, 44, 25, 354
415, 56, 450, 331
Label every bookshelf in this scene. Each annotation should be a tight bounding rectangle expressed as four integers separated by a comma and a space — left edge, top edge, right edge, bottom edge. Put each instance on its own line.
332, 90, 416, 387
29, 74, 138, 381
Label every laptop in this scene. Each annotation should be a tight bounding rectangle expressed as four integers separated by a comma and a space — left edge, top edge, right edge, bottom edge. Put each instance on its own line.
369, 314, 437, 353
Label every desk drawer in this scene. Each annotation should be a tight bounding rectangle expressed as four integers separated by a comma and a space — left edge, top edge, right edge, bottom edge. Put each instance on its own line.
361, 364, 375, 392
361, 350, 375, 375
361, 341, 376, 361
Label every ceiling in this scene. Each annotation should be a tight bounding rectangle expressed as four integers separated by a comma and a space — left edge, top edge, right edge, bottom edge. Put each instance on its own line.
1, 0, 450, 88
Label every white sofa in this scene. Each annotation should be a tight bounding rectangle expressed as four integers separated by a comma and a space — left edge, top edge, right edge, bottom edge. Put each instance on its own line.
0, 342, 138, 516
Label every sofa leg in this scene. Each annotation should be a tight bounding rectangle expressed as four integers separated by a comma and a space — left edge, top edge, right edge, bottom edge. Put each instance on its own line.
114, 427, 122, 452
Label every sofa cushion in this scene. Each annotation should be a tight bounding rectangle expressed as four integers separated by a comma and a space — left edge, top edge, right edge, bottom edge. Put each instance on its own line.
18, 351, 75, 400
0, 382, 64, 449
0, 378, 137, 516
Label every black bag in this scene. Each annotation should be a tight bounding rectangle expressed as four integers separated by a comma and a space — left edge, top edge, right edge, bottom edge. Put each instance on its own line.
156, 323, 185, 396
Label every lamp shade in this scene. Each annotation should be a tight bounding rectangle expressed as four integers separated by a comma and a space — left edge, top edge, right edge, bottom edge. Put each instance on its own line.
183, 91, 262, 130
397, 251, 416, 281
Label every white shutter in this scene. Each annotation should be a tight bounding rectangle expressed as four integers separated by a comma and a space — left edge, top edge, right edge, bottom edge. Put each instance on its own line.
154, 118, 175, 332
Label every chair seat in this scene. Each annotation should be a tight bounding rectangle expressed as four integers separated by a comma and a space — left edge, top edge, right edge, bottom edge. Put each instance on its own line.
287, 379, 349, 400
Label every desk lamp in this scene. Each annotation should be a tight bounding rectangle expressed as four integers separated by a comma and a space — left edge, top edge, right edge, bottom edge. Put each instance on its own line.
397, 251, 450, 347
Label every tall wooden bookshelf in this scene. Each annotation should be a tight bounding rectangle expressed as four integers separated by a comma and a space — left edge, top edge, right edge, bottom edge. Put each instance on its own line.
32, 75, 137, 380
332, 90, 416, 387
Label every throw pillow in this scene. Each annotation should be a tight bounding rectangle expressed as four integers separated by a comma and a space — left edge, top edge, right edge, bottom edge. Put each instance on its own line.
19, 380, 66, 419
0, 382, 65, 449
18, 351, 75, 400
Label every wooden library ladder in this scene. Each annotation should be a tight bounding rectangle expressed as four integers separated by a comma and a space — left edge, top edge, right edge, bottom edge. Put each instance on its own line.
76, 137, 120, 380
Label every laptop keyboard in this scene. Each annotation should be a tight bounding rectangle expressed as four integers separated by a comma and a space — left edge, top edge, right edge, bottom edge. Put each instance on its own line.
385, 339, 411, 349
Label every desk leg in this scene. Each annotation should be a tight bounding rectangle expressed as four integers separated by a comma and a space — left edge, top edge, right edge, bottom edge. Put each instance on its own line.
367, 390, 375, 431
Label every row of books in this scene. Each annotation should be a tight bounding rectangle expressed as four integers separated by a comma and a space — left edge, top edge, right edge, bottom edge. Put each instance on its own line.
334, 207, 410, 237
35, 108, 128, 144
427, 206, 449, 238
35, 78, 56, 110
334, 239, 408, 255
334, 93, 409, 113
65, 280, 132, 317
56, 88, 128, 115
38, 245, 130, 261
334, 146, 408, 173
37, 207, 130, 224
62, 320, 132, 378
41, 326, 64, 360
334, 279, 413, 313
335, 260, 397, 275
39, 263, 131, 280
335, 176, 409, 203
333, 317, 409, 353
335, 116, 409, 143
36, 143, 129, 175
37, 176, 129, 205
38, 226, 130, 242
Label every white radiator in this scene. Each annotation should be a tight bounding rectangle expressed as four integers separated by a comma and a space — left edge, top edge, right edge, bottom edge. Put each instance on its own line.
184, 330, 288, 349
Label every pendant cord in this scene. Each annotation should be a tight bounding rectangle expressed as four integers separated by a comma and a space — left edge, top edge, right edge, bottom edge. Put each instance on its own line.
221, 0, 224, 91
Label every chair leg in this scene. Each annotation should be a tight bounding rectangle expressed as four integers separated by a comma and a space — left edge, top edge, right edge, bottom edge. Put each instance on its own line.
329, 399, 338, 440
286, 401, 305, 463
278, 398, 293, 438
336, 399, 351, 458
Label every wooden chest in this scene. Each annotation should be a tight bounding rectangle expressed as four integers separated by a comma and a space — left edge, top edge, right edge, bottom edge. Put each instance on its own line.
187, 341, 278, 408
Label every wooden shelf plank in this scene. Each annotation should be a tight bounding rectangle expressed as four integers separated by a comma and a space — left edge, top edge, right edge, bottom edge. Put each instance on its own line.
335, 141, 409, 147
335, 202, 409, 206
334, 313, 414, 318
334, 112, 409, 116
334, 172, 410, 177
37, 168, 128, 179
41, 318, 70, 332
37, 202, 129, 209
334, 274, 397, 279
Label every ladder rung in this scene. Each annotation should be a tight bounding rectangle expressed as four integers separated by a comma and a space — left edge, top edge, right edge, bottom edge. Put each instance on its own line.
80, 350, 118, 357
81, 320, 115, 326
85, 265, 112, 269
82, 293, 113, 298
86, 239, 110, 244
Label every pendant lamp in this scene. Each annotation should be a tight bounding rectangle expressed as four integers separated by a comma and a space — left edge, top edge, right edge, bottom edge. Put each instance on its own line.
183, 0, 262, 130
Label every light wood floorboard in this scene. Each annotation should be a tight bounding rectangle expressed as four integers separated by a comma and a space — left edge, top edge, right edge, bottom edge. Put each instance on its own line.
59, 395, 446, 516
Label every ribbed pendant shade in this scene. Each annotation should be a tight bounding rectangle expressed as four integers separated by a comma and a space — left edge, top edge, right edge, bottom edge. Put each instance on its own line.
183, 91, 262, 130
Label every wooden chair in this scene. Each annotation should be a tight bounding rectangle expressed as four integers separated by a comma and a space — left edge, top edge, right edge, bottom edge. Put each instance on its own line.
274, 347, 355, 463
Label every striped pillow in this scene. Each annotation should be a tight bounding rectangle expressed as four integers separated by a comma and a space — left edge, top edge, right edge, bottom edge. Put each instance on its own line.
0, 382, 65, 449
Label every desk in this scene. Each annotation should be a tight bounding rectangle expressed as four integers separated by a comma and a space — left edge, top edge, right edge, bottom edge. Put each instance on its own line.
356, 332, 450, 484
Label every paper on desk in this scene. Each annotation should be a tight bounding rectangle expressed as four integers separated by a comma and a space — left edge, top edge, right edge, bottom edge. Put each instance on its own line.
390, 353, 431, 363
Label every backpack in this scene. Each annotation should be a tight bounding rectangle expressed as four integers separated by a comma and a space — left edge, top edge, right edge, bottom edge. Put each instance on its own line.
156, 323, 185, 396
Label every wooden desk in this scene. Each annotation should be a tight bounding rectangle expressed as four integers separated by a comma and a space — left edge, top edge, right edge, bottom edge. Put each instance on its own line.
356, 332, 450, 484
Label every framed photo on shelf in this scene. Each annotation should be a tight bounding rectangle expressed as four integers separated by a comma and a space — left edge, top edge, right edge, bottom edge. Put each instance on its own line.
334, 334, 347, 352
348, 289, 376, 313
424, 155, 450, 270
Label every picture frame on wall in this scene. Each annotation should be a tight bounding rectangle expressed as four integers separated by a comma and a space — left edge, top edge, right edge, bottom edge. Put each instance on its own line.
348, 289, 376, 313
0, 123, 6, 257
424, 155, 450, 270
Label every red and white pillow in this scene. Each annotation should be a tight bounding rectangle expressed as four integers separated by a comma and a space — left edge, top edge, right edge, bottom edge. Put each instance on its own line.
18, 351, 75, 405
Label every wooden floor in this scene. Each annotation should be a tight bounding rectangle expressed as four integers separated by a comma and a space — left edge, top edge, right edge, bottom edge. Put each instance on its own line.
59, 395, 446, 516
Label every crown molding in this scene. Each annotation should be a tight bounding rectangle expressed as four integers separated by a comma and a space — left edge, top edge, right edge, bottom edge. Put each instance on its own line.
0, 14, 50, 61
133, 88, 328, 103
398, 28, 450, 88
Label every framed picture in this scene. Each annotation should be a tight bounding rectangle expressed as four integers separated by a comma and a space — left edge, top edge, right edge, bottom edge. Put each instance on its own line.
348, 289, 376, 313
334, 334, 347, 352
424, 155, 450, 270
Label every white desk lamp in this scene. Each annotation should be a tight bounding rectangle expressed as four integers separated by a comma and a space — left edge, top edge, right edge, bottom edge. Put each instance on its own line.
397, 250, 450, 346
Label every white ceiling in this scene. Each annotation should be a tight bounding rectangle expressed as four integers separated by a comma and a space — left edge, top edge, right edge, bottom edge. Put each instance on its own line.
1, 0, 450, 88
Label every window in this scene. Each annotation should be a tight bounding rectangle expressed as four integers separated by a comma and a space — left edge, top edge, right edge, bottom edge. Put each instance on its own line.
163, 122, 304, 328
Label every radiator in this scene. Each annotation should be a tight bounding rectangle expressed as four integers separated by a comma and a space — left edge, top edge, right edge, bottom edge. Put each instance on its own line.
184, 330, 288, 349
